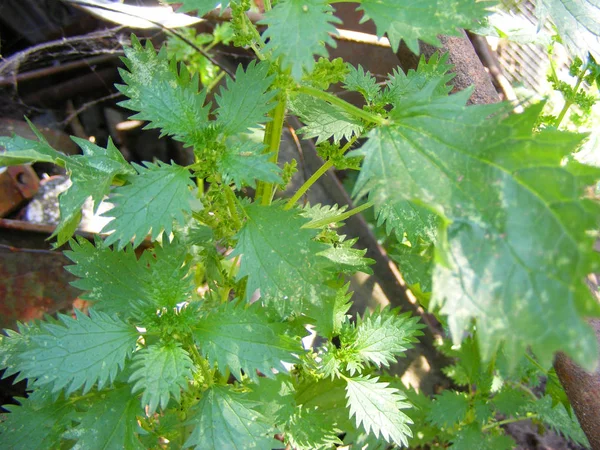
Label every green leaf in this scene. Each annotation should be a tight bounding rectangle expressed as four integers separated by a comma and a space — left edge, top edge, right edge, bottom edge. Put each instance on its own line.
534, 395, 590, 447
289, 93, 364, 144
356, 0, 491, 53
305, 285, 352, 338
301, 202, 348, 225
344, 64, 381, 103
0, 321, 42, 380
403, 387, 446, 447
0, 120, 66, 166
285, 405, 344, 450
246, 374, 296, 424
102, 160, 195, 249
473, 398, 494, 424
65, 237, 192, 318
14, 309, 138, 394
218, 138, 282, 188
345, 307, 423, 369
293, 376, 353, 448
0, 389, 73, 450
184, 385, 277, 449
537, 0, 600, 61
53, 137, 134, 245
65, 385, 145, 450
260, 0, 341, 79
377, 200, 439, 243
440, 336, 493, 392
319, 236, 375, 275
129, 343, 194, 414
215, 61, 277, 134
384, 52, 455, 102
67, 137, 134, 210
118, 35, 211, 147
231, 202, 332, 308
450, 424, 514, 450
390, 241, 434, 302
345, 375, 413, 446
0, 125, 134, 245
352, 80, 600, 370
164, 0, 227, 16
192, 301, 302, 380
426, 390, 470, 428
492, 387, 531, 417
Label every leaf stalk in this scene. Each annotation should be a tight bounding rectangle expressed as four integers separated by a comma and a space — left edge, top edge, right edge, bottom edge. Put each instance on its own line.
285, 135, 359, 210
285, 160, 333, 209
298, 85, 387, 126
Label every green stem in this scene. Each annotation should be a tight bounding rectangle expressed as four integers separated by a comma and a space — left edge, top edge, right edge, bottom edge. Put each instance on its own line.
220, 287, 231, 303
284, 135, 359, 210
250, 42, 265, 60
298, 85, 387, 125
228, 255, 240, 279
482, 415, 538, 431
555, 65, 587, 127
556, 100, 574, 127
285, 160, 333, 210
187, 336, 213, 386
245, 12, 265, 60
525, 353, 547, 373
258, 97, 287, 205
303, 201, 374, 229
188, 338, 203, 365
224, 184, 242, 230
264, 0, 272, 11
206, 70, 226, 93
508, 381, 538, 401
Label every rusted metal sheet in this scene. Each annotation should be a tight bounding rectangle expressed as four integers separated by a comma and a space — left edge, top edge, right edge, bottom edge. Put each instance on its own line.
0, 165, 40, 217
0, 218, 156, 329
0, 219, 83, 329
0, 244, 82, 329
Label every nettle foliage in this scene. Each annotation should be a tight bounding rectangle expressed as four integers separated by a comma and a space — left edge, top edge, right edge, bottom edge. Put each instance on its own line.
0, 0, 598, 448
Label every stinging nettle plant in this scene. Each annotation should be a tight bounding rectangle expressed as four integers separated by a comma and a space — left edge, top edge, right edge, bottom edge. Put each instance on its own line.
0, 0, 599, 448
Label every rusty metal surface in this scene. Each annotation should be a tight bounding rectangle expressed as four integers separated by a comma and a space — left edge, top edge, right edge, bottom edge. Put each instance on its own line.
0, 165, 39, 217
0, 218, 157, 329
0, 219, 85, 329
0, 244, 82, 329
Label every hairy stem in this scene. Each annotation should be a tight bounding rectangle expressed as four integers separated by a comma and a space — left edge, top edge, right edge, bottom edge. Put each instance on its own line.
482, 415, 538, 431
206, 70, 226, 93
298, 85, 387, 125
257, 97, 287, 205
187, 338, 213, 387
507, 380, 538, 401
303, 201, 374, 228
555, 65, 587, 127
285, 135, 359, 210
285, 160, 333, 209
224, 183, 242, 230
